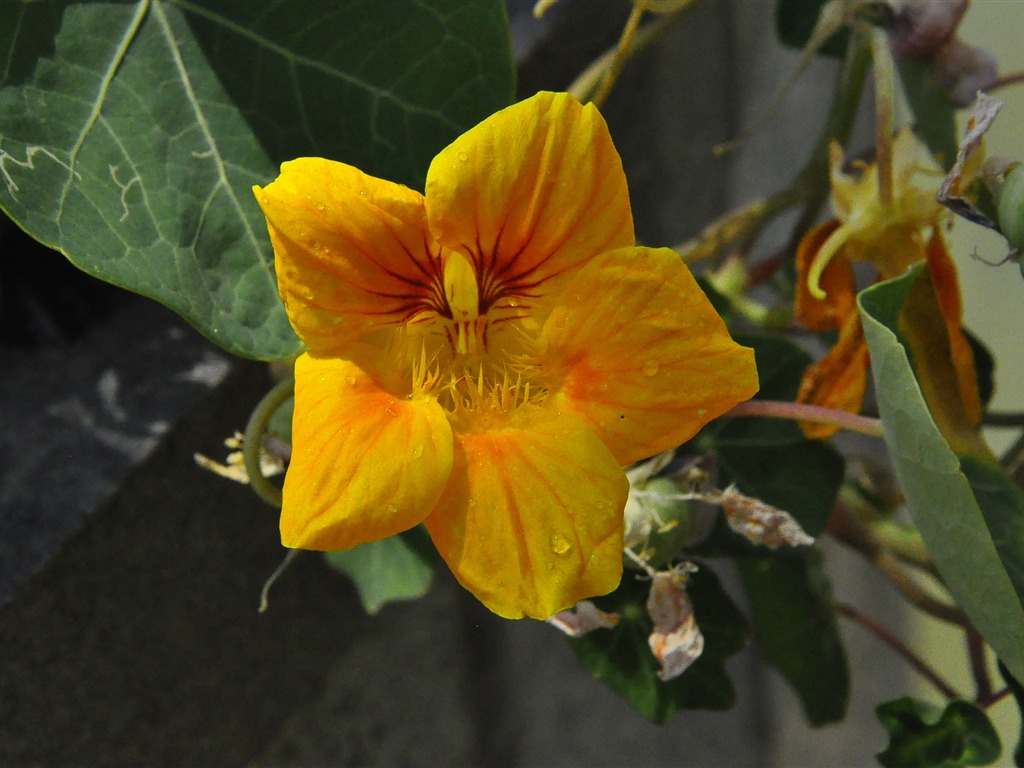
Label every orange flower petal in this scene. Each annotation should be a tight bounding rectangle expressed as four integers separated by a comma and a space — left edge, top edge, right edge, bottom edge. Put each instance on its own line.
794, 220, 858, 330
796, 315, 871, 439
282, 353, 454, 550
424, 407, 627, 619
899, 252, 987, 456
924, 232, 982, 426
425, 92, 633, 304
255, 159, 439, 353
541, 247, 758, 465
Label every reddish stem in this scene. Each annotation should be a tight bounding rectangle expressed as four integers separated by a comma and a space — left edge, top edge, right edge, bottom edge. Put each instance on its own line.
837, 603, 961, 700
725, 399, 885, 438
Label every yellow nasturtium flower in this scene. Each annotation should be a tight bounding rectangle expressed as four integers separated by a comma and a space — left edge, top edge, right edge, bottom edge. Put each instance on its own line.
254, 92, 757, 619
795, 127, 980, 438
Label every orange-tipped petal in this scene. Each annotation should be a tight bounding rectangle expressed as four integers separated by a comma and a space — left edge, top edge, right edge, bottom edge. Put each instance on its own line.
899, 255, 987, 457
282, 353, 454, 550
425, 92, 633, 304
425, 407, 627, 620
924, 232, 982, 426
796, 315, 871, 439
541, 247, 758, 466
795, 220, 858, 330
255, 159, 440, 353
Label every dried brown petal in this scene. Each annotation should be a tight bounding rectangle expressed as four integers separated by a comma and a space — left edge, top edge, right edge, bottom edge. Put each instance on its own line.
718, 486, 815, 549
546, 600, 620, 638
646, 568, 704, 681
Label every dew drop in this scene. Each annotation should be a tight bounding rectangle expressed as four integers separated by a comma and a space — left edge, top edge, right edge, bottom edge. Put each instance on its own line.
386, 503, 398, 513
468, 498, 477, 508
345, 375, 356, 385
642, 359, 660, 377
315, 201, 325, 211
697, 408, 707, 416
457, 151, 468, 161
549, 533, 573, 556
359, 189, 368, 197
411, 444, 424, 459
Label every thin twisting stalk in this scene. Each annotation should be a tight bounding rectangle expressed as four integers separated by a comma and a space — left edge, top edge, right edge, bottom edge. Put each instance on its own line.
243, 376, 295, 508
838, 603, 962, 700
589, 6, 644, 108
872, 550, 970, 628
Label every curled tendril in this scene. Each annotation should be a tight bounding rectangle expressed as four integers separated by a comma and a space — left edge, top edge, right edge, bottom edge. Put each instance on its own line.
243, 376, 295, 508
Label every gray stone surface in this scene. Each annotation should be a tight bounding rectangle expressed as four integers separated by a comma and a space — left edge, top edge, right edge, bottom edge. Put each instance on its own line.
0, 297, 231, 608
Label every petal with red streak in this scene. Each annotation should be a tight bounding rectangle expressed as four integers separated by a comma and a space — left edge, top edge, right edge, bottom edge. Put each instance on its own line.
425, 92, 633, 307
255, 159, 441, 353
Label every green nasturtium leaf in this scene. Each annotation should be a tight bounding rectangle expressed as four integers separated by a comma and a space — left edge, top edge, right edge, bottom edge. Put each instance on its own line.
859, 269, 1024, 683
323, 527, 435, 615
738, 549, 849, 726
0, 0, 515, 359
570, 564, 749, 723
876, 697, 1001, 768
898, 59, 959, 171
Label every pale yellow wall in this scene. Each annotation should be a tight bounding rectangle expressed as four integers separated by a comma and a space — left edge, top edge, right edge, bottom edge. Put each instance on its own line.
914, 3, 1024, 761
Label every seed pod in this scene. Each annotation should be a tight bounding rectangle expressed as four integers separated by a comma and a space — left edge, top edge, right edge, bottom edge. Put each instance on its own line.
995, 162, 1024, 256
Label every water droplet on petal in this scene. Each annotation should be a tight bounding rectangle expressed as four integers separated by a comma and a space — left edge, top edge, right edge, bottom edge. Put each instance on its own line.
457, 151, 468, 161
345, 375, 356, 385
411, 444, 424, 459
359, 189, 367, 197
468, 498, 477, 508
315, 201, 325, 211
386, 503, 398, 513
549, 533, 572, 556
642, 359, 660, 377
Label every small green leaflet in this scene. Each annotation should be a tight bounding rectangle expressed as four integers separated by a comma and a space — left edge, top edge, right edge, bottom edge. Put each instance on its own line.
323, 527, 435, 615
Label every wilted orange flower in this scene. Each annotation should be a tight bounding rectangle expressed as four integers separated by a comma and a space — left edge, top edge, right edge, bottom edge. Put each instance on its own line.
795, 127, 979, 438
254, 92, 757, 619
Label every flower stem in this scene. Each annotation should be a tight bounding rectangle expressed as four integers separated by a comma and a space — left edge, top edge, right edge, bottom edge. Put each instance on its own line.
785, 32, 872, 254
570, 1, 696, 105
967, 627, 993, 703
674, 186, 806, 265
243, 376, 294, 508
837, 602, 962, 700
724, 399, 884, 438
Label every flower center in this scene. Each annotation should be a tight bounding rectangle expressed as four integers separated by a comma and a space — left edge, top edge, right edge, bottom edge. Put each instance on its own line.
406, 250, 546, 418
442, 251, 485, 357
